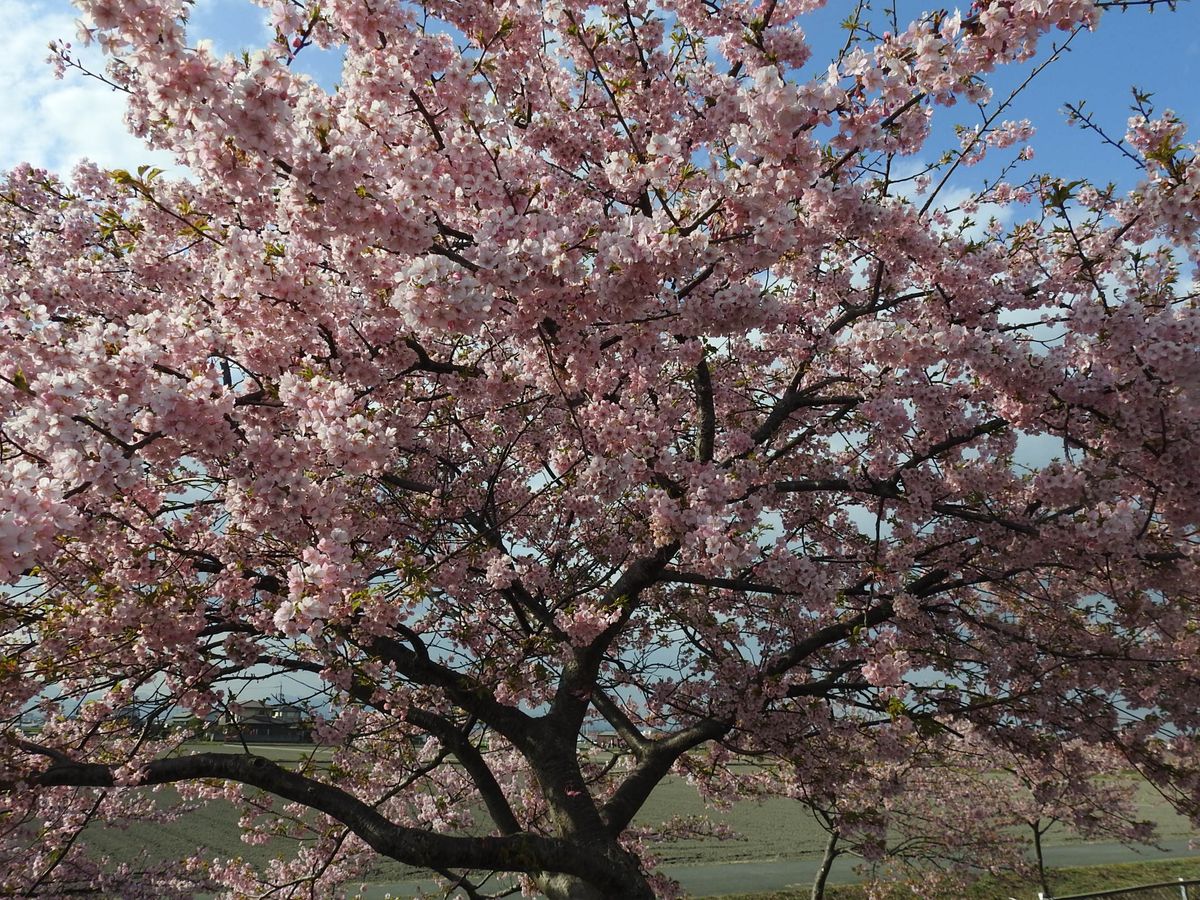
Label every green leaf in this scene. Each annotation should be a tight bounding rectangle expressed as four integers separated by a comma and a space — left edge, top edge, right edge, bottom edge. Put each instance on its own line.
11, 368, 32, 395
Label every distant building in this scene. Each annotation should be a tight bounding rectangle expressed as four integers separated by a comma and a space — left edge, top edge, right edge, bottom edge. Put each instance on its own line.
213, 699, 313, 743
18, 710, 44, 734
114, 701, 170, 737
589, 730, 622, 750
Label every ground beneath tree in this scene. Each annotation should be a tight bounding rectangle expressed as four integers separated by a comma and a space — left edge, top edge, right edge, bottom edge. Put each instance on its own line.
79, 749, 1200, 898
358, 842, 1200, 898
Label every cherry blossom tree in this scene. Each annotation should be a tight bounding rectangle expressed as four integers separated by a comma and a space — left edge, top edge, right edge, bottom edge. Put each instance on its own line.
799, 740, 1026, 899
986, 737, 1159, 896
796, 731, 1157, 900
2, 0, 1199, 897
693, 723, 1030, 900
690, 725, 1157, 899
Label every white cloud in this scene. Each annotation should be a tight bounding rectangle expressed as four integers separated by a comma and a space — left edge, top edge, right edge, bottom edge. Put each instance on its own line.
187, 0, 275, 58
0, 0, 177, 176
0, 0, 348, 178
929, 183, 1015, 244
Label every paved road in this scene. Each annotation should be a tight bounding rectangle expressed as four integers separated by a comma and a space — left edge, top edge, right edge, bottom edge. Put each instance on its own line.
353, 840, 1200, 898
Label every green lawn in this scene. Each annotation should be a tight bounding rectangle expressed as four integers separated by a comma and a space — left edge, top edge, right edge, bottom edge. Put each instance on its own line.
76, 744, 1200, 897
728, 857, 1200, 899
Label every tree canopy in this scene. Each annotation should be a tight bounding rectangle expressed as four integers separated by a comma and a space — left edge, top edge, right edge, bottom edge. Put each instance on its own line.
1, 0, 1198, 896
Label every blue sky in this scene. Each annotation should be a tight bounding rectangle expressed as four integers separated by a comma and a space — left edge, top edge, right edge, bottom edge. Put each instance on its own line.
2, 0, 1197, 185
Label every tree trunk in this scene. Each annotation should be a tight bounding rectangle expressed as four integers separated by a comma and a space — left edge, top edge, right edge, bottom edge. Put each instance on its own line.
812, 829, 840, 900
1032, 821, 1051, 898
532, 834, 656, 899
535, 861, 655, 900
523, 734, 658, 899
536, 872, 613, 900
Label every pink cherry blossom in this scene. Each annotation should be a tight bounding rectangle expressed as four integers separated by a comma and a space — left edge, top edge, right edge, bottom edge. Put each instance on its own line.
2, 0, 1199, 897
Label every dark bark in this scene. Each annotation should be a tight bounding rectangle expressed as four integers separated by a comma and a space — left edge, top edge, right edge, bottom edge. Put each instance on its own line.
1032, 820, 1051, 898
812, 829, 840, 900
29, 751, 655, 897
536, 872, 624, 900
601, 717, 730, 833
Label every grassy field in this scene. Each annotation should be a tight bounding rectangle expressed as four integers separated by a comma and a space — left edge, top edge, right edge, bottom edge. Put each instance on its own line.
77, 743, 1200, 897
728, 857, 1200, 899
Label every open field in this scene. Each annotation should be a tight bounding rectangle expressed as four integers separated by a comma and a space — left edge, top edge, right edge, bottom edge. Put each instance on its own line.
76, 743, 1200, 898
730, 857, 1200, 899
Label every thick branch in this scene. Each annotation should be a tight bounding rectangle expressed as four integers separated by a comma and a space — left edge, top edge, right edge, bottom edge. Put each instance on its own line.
248, 652, 523, 837
379, 472, 437, 494
762, 568, 948, 679
402, 337, 479, 377
364, 634, 537, 752
27, 752, 627, 888
750, 376, 859, 451
900, 418, 1008, 472
693, 358, 716, 463
600, 718, 730, 833
589, 689, 649, 755
405, 708, 522, 835
552, 543, 680, 728
662, 569, 788, 595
